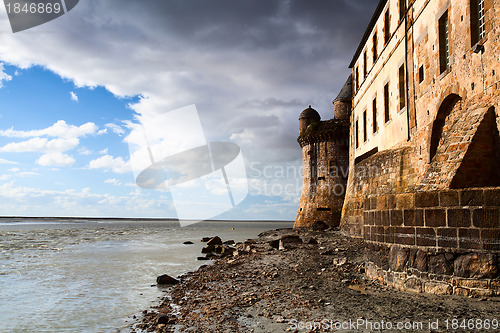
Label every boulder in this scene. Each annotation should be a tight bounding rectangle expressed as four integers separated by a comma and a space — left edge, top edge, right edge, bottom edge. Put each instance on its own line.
197, 257, 210, 261
206, 236, 222, 246
280, 235, 302, 244
156, 274, 179, 285
201, 237, 212, 242
223, 240, 235, 245
183, 241, 194, 245
201, 245, 215, 253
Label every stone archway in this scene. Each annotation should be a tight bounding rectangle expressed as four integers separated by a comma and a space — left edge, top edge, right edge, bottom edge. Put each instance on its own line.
428, 94, 462, 163
451, 106, 500, 188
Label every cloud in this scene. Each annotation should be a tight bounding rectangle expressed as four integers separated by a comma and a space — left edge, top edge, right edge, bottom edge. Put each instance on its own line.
70, 91, 79, 102
0, 63, 12, 87
88, 155, 131, 174
0, 120, 99, 139
105, 178, 122, 186
105, 123, 125, 136
0, 158, 17, 164
0, 137, 79, 153
37, 152, 76, 167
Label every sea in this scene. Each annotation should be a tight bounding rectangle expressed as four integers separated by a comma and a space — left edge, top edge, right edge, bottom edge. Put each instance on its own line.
0, 218, 292, 333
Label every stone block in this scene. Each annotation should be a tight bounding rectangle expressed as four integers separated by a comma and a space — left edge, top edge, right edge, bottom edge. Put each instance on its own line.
454, 253, 498, 279
484, 188, 500, 206
389, 246, 410, 272
459, 189, 484, 206
384, 227, 395, 244
396, 193, 414, 210
363, 211, 373, 226
415, 250, 428, 272
453, 287, 470, 296
447, 208, 472, 228
394, 227, 416, 246
472, 208, 500, 228
481, 229, 500, 251
404, 277, 423, 293
424, 281, 453, 295
437, 228, 458, 248
439, 190, 459, 207
415, 191, 439, 208
458, 228, 481, 250
456, 278, 490, 289
381, 210, 390, 226
370, 197, 378, 210
428, 253, 454, 275
425, 209, 446, 227
470, 289, 494, 297
403, 209, 424, 227
390, 210, 404, 226
377, 196, 388, 210
416, 227, 436, 247
375, 226, 385, 243
387, 195, 396, 209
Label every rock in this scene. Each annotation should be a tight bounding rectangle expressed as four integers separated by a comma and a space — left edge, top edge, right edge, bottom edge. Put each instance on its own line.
333, 257, 347, 266
388, 246, 409, 272
157, 315, 170, 325
308, 238, 319, 245
206, 236, 222, 246
454, 253, 498, 278
197, 256, 210, 261
311, 221, 329, 231
156, 274, 179, 285
223, 240, 235, 245
201, 237, 212, 242
269, 239, 280, 249
183, 241, 194, 245
201, 245, 215, 253
280, 235, 302, 244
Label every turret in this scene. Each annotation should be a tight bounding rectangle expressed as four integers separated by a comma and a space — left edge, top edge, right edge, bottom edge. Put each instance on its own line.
333, 75, 352, 120
299, 105, 320, 135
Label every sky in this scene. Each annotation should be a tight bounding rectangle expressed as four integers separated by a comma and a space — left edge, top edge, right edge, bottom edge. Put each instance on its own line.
0, 0, 379, 221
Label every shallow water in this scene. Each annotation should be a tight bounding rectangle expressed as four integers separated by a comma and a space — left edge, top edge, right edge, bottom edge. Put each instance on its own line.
0, 219, 292, 333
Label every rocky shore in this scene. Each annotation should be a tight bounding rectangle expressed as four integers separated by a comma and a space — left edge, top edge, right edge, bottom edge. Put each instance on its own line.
132, 228, 499, 332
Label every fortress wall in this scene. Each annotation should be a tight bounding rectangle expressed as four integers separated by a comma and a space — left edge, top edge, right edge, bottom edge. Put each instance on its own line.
295, 123, 349, 228
364, 188, 500, 296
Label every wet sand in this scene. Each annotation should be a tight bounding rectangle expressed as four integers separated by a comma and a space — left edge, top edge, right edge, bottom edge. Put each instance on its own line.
133, 228, 500, 332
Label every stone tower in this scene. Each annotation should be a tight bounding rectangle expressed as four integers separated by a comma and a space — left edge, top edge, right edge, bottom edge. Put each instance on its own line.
294, 78, 351, 228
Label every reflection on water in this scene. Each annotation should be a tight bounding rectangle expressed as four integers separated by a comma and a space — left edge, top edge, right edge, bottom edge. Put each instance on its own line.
0, 219, 292, 333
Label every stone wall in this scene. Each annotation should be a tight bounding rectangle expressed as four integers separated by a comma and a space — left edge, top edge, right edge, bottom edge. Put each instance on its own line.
295, 120, 349, 228
364, 187, 500, 296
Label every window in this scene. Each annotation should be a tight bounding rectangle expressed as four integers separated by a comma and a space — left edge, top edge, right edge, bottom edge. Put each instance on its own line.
399, 0, 406, 20
419, 65, 424, 83
384, 10, 390, 45
355, 120, 359, 148
355, 66, 359, 91
384, 83, 390, 122
363, 51, 367, 78
363, 110, 367, 142
470, 0, 485, 46
373, 32, 378, 62
439, 10, 450, 74
372, 98, 378, 133
399, 65, 406, 110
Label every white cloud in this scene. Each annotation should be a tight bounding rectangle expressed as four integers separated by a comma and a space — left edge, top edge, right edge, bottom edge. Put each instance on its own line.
0, 174, 11, 181
0, 158, 17, 164
78, 147, 93, 155
8, 167, 20, 172
70, 91, 79, 102
0, 63, 12, 88
88, 155, 131, 174
37, 152, 76, 167
99, 148, 109, 155
0, 137, 79, 153
105, 123, 125, 136
0, 120, 98, 139
105, 178, 122, 186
